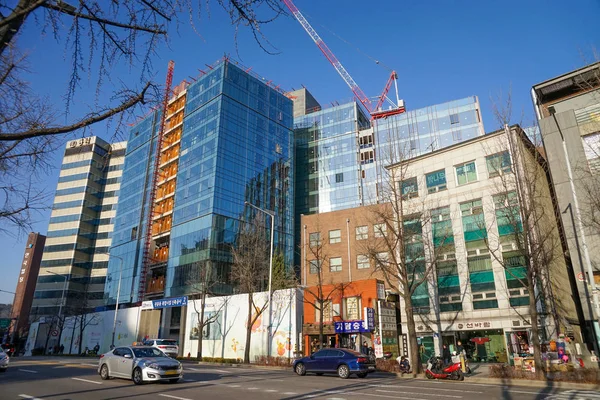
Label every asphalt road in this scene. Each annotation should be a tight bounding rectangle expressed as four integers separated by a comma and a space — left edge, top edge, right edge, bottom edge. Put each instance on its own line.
1, 358, 598, 400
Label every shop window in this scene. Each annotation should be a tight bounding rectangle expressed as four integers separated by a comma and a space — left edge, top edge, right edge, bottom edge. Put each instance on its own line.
357, 254, 370, 269
455, 161, 477, 185
426, 169, 447, 193
315, 301, 332, 322
374, 223, 387, 238
344, 297, 361, 320
329, 229, 341, 244
356, 226, 368, 240
329, 257, 342, 272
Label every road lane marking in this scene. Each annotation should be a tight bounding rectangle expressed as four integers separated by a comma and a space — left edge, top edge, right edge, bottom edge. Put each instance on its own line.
228, 384, 241, 387
368, 384, 481, 394
72, 377, 102, 385
83, 363, 98, 367
18, 369, 37, 373
19, 395, 44, 400
159, 394, 193, 400
265, 389, 278, 392
283, 393, 298, 395
248, 387, 259, 390
376, 390, 462, 398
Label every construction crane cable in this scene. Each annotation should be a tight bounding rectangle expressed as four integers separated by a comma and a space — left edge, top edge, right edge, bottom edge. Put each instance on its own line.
301, 10, 394, 72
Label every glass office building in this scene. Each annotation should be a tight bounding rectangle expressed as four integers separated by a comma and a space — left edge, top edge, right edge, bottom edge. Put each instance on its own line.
373, 96, 485, 194
105, 59, 294, 305
32, 137, 126, 317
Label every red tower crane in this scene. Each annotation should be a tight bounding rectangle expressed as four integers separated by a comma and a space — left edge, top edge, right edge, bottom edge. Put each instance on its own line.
138, 60, 175, 302
282, 0, 405, 119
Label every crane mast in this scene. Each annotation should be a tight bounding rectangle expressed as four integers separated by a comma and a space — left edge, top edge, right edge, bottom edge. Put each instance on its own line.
282, 0, 405, 119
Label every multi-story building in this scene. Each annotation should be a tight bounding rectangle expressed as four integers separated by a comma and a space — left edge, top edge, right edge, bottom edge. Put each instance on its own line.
32, 137, 126, 318
105, 59, 294, 339
532, 62, 600, 353
11, 232, 45, 339
303, 126, 581, 366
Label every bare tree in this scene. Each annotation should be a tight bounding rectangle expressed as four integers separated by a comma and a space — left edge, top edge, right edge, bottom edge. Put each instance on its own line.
231, 214, 270, 363
0, 0, 285, 232
187, 262, 225, 360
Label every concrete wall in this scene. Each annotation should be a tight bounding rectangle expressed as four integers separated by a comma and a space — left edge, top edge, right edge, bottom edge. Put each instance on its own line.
182, 288, 302, 360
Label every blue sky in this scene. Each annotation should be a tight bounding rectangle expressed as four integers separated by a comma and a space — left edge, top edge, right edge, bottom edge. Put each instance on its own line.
1, 0, 599, 304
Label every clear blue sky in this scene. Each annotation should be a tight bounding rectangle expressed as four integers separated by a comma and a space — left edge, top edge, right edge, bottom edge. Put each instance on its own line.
1, 0, 599, 303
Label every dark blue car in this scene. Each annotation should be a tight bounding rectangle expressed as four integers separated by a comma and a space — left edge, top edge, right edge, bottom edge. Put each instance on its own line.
293, 348, 376, 379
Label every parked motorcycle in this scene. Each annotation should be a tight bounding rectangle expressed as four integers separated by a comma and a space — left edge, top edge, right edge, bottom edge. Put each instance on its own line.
425, 356, 464, 381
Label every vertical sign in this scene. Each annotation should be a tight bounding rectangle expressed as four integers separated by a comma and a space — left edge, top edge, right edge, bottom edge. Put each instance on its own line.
378, 301, 399, 357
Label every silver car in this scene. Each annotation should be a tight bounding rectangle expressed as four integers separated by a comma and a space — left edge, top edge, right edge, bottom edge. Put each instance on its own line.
0, 349, 8, 372
143, 338, 179, 358
98, 346, 182, 385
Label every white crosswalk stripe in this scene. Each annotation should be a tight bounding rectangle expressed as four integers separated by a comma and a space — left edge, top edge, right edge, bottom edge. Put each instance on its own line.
545, 390, 600, 400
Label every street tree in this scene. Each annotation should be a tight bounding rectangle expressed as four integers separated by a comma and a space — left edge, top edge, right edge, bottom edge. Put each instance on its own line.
231, 214, 270, 364
0, 0, 285, 232
187, 262, 225, 360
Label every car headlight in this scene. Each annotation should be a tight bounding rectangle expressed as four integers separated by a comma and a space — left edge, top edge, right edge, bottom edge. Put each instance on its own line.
147, 363, 159, 369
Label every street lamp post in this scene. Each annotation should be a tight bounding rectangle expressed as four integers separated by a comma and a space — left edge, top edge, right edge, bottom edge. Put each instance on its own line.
110, 255, 124, 348
245, 201, 275, 358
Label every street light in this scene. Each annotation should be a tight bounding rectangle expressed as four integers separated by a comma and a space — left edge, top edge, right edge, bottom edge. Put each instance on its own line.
245, 201, 275, 358
110, 254, 124, 348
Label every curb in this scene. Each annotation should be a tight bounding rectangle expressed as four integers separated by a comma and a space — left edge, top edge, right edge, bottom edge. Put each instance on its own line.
195, 361, 290, 371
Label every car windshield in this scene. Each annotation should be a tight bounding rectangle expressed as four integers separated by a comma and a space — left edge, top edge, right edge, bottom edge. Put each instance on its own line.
156, 340, 177, 346
133, 347, 166, 358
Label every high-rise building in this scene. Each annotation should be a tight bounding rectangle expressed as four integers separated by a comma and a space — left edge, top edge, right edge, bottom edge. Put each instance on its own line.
31, 137, 126, 318
11, 232, 45, 336
105, 59, 294, 316
532, 62, 600, 352
291, 92, 485, 268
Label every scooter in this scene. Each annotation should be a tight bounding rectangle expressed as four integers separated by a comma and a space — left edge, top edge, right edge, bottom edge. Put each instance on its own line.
425, 356, 464, 381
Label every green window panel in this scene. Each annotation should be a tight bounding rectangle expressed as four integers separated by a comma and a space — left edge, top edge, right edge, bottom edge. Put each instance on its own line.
440, 303, 463, 312
486, 151, 512, 177
505, 266, 528, 289
473, 299, 499, 309
509, 297, 530, 307
456, 161, 477, 185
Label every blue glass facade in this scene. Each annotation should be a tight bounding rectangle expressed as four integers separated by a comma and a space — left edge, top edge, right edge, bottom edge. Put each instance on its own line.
105, 60, 294, 304
373, 96, 484, 193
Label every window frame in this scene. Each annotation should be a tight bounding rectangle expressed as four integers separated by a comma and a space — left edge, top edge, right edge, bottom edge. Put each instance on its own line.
309, 232, 321, 247
486, 151, 512, 178
309, 259, 320, 274
329, 257, 343, 272
426, 169, 447, 193
374, 223, 387, 238
455, 161, 478, 186
329, 229, 342, 244
357, 254, 370, 269
355, 225, 368, 240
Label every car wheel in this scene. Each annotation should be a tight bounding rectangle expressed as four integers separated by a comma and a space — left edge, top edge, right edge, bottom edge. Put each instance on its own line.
337, 364, 350, 379
168, 378, 179, 384
100, 364, 110, 380
316, 373, 324, 376
295, 363, 306, 376
356, 372, 367, 378
132, 367, 144, 385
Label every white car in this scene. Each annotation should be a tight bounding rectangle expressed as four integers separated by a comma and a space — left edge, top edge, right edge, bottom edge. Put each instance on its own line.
0, 349, 9, 372
142, 339, 179, 358
98, 346, 182, 385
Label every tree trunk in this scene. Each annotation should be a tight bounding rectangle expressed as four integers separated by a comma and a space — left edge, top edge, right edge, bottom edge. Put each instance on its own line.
244, 293, 253, 364
528, 281, 545, 379
197, 292, 206, 360
318, 301, 324, 351
403, 296, 422, 374
78, 315, 85, 354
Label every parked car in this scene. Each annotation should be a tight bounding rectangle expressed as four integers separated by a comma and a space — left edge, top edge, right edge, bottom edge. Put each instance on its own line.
98, 345, 183, 385
0, 349, 9, 372
293, 349, 376, 379
142, 338, 179, 358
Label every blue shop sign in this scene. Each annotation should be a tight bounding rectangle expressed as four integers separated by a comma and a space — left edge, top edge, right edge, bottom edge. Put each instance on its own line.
334, 320, 370, 334
152, 296, 188, 309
